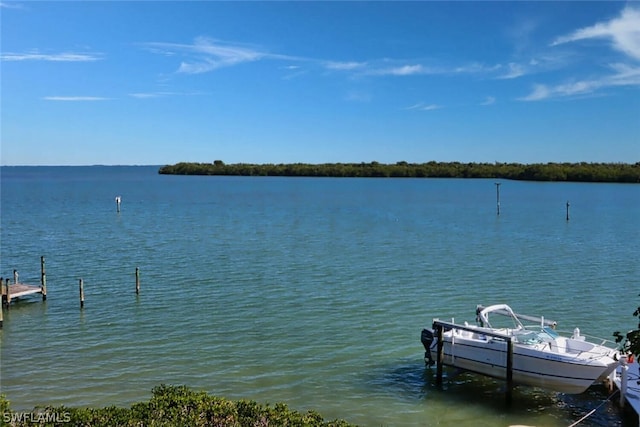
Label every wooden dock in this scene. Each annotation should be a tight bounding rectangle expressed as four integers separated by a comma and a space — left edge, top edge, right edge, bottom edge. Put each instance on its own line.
2, 281, 45, 304
1, 257, 48, 327
1, 257, 48, 306
612, 357, 640, 423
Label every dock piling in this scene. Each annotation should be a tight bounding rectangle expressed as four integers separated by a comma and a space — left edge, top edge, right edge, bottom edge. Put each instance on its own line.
5, 278, 11, 306
436, 323, 444, 386
620, 356, 629, 408
115, 196, 121, 213
41, 256, 47, 301
566, 201, 570, 221
506, 338, 513, 405
135, 267, 140, 294
495, 183, 501, 216
0, 278, 3, 328
79, 278, 85, 308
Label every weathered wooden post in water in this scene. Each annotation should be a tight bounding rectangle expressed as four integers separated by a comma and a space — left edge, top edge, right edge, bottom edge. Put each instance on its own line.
79, 278, 85, 308
41, 256, 47, 301
115, 196, 121, 213
135, 267, 140, 294
0, 277, 3, 328
495, 182, 501, 216
5, 278, 11, 306
566, 201, 570, 221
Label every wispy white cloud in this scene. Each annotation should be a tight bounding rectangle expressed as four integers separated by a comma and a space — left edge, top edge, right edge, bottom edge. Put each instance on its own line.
344, 90, 372, 102
405, 102, 442, 111
481, 96, 496, 106
519, 80, 605, 101
0, 2, 24, 9
279, 65, 308, 80
454, 62, 501, 74
43, 96, 110, 101
387, 64, 425, 76
551, 5, 640, 61
1, 51, 102, 62
129, 91, 202, 99
141, 36, 300, 74
142, 36, 512, 84
368, 64, 431, 76
519, 62, 640, 101
494, 55, 569, 80
519, 84, 550, 102
324, 61, 367, 71
367, 61, 501, 77
497, 62, 525, 79
522, 6, 640, 101
129, 93, 165, 99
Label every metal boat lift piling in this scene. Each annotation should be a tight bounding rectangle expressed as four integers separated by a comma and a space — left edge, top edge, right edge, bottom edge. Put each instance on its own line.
432, 319, 516, 404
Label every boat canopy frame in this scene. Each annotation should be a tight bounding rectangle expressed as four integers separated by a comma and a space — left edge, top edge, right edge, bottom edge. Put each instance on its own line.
476, 304, 558, 330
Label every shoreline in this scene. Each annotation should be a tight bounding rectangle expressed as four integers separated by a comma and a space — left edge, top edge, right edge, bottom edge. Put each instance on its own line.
158, 161, 640, 183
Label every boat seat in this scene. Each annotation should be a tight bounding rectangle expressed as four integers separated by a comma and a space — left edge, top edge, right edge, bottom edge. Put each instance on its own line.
565, 338, 594, 353
550, 337, 578, 354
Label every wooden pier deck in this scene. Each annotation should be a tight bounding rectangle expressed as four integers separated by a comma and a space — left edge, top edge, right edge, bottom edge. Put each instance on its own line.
1, 257, 48, 309
2, 282, 45, 304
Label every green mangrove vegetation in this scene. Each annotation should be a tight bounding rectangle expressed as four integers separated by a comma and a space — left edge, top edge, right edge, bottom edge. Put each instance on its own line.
0, 385, 355, 427
614, 298, 640, 359
159, 161, 640, 183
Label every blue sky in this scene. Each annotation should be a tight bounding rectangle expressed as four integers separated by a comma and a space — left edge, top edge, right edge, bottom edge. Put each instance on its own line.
1, 1, 639, 166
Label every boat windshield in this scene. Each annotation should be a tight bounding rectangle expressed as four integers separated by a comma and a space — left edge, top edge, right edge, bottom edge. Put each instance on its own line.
514, 329, 556, 346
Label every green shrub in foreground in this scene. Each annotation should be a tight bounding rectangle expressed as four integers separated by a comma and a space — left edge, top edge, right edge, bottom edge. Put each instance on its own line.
0, 385, 356, 426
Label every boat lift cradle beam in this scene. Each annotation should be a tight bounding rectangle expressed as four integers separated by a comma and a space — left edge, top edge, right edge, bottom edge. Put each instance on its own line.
432, 319, 514, 404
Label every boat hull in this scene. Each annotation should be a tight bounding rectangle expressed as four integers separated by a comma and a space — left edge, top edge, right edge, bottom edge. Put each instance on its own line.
429, 334, 617, 394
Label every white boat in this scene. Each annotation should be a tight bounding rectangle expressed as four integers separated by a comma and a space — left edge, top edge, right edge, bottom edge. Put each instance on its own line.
420, 304, 620, 394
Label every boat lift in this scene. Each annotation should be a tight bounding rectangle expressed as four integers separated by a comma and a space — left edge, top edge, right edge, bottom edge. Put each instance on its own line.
429, 306, 558, 404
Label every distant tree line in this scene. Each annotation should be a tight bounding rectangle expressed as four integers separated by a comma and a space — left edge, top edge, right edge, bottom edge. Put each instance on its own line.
158, 161, 640, 183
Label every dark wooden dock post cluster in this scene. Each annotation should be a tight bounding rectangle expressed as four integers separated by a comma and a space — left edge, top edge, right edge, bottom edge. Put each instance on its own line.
1, 257, 141, 325
1, 257, 48, 328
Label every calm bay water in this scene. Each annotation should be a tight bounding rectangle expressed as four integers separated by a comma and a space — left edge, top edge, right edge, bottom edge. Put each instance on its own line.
1, 166, 639, 426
